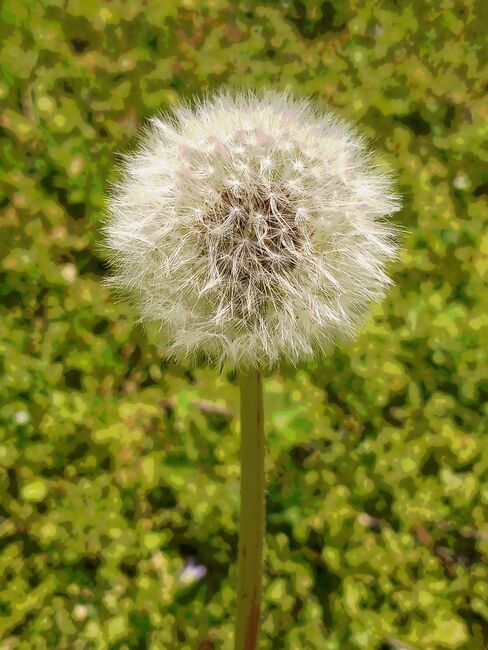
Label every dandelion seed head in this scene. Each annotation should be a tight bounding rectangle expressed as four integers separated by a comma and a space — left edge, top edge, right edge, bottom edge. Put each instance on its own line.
103, 88, 401, 369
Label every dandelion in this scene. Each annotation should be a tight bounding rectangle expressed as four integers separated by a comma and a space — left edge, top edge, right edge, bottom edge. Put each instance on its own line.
102, 88, 401, 649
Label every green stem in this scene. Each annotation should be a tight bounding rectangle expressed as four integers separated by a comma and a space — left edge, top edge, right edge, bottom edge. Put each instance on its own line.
234, 367, 265, 650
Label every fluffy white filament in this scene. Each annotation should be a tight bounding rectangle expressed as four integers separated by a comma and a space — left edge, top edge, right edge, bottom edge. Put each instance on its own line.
103, 88, 401, 369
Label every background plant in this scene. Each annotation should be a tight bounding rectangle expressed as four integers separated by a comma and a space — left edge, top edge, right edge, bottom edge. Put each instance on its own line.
0, 1, 486, 649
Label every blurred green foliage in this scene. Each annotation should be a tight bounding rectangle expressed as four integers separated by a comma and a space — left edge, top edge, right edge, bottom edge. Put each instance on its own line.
0, 0, 487, 648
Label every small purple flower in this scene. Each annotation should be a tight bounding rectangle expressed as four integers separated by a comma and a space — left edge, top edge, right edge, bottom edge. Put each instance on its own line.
179, 558, 207, 585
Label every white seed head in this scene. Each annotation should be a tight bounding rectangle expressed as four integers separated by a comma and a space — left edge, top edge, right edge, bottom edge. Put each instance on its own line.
103, 88, 401, 369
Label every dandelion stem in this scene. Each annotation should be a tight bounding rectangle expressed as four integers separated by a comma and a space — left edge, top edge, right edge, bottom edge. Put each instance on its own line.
235, 367, 265, 650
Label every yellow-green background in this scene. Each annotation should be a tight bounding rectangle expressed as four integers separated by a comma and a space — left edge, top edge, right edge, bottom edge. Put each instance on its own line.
0, 1, 487, 648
